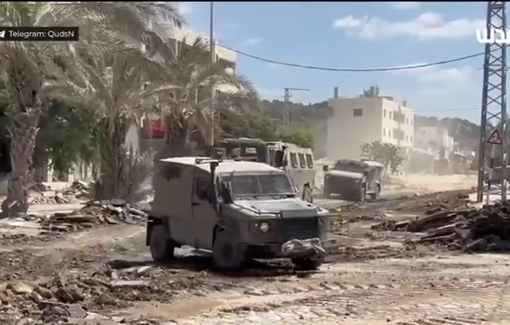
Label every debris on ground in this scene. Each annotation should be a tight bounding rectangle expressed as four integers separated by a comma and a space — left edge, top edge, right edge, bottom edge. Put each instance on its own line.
388, 200, 510, 252
39, 200, 148, 232
62, 180, 91, 200
27, 181, 92, 205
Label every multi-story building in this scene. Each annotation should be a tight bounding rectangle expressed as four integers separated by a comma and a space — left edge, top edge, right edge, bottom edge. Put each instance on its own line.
139, 27, 238, 151
414, 126, 455, 159
326, 94, 414, 160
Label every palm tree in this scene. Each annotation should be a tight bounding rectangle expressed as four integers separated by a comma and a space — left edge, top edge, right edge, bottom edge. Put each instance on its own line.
0, 2, 182, 217
48, 29, 167, 200
151, 38, 258, 158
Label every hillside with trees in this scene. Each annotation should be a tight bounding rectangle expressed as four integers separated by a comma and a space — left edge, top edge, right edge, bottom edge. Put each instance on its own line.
0, 2, 480, 220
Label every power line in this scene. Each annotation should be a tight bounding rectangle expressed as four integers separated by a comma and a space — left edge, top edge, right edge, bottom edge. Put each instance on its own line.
415, 108, 478, 113
218, 44, 485, 72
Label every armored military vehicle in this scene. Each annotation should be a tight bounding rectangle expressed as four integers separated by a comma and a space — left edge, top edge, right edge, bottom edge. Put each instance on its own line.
322, 159, 384, 201
146, 156, 333, 270
212, 138, 316, 203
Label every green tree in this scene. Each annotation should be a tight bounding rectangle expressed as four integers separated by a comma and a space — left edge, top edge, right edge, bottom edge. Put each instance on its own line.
360, 141, 403, 173
0, 2, 182, 215
151, 38, 257, 158
280, 126, 316, 148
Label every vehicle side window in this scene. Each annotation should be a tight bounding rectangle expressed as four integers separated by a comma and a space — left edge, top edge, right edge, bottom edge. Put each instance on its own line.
298, 153, 306, 168
290, 153, 298, 168
195, 177, 210, 201
268, 148, 276, 166
306, 154, 314, 169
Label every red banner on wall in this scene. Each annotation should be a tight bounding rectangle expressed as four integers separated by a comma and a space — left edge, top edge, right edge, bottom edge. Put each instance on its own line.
141, 118, 166, 139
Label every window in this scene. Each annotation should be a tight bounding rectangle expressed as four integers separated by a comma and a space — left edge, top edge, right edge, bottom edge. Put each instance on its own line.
410, 136, 413, 142
194, 177, 210, 201
383, 109, 386, 118
353, 108, 363, 117
223, 174, 293, 197
305, 154, 314, 168
268, 148, 276, 166
290, 153, 298, 168
388, 129, 392, 137
389, 111, 393, 118
298, 153, 306, 168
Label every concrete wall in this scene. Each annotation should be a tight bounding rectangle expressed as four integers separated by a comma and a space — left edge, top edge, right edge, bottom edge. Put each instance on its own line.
415, 126, 455, 158
326, 96, 415, 160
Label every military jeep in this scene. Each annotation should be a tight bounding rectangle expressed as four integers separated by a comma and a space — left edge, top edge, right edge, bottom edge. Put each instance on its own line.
146, 156, 334, 270
322, 159, 384, 201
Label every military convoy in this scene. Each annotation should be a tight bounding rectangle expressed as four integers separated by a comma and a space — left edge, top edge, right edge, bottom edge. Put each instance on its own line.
322, 159, 384, 201
211, 138, 316, 203
146, 157, 333, 270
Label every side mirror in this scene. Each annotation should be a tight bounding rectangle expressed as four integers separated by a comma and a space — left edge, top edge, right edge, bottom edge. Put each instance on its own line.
274, 150, 284, 167
322, 165, 329, 172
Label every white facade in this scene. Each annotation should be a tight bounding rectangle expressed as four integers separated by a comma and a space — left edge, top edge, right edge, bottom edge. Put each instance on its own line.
414, 126, 455, 158
164, 26, 237, 65
326, 96, 414, 160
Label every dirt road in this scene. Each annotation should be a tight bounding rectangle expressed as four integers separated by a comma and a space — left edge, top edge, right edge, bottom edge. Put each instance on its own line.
4, 186, 510, 324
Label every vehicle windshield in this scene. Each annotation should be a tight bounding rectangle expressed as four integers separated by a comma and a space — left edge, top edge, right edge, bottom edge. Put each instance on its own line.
223, 174, 295, 199
334, 162, 365, 173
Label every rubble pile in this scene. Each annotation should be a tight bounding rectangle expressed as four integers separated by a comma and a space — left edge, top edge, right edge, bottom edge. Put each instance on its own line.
27, 181, 92, 205
0, 263, 231, 324
40, 201, 148, 233
0, 271, 174, 324
393, 192, 471, 212
29, 193, 75, 205
386, 201, 510, 252
62, 180, 91, 200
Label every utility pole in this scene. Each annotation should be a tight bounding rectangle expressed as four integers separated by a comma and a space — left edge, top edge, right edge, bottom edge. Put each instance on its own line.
209, 1, 216, 147
476, 1, 508, 202
283, 87, 310, 126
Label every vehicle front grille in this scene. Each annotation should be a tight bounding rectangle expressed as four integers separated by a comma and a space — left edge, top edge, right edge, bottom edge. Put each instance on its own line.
281, 217, 319, 241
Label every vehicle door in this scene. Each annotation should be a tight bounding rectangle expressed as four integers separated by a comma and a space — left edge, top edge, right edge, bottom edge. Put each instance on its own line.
286, 152, 302, 195
191, 168, 217, 250
267, 145, 278, 166
365, 168, 376, 193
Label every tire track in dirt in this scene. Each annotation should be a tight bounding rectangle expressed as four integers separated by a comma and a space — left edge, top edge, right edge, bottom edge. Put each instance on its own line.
172, 266, 510, 325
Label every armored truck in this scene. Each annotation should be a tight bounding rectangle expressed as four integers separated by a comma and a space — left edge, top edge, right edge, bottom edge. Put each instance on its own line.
212, 138, 316, 203
322, 159, 384, 201
146, 156, 333, 270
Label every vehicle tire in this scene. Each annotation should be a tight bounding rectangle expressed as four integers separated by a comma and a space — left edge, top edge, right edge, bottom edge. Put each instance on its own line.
149, 224, 175, 263
351, 187, 365, 202
292, 254, 324, 270
213, 229, 246, 270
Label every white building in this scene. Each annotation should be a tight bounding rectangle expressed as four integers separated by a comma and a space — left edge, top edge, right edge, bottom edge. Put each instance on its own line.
414, 126, 455, 159
138, 26, 239, 153
327, 95, 414, 160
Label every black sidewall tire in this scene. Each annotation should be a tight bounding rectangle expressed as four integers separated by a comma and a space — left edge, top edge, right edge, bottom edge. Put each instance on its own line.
150, 225, 175, 263
213, 230, 246, 270
292, 254, 324, 270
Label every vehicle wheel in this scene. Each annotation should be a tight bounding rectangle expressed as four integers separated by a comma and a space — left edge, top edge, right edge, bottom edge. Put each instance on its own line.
213, 229, 246, 270
292, 254, 324, 270
149, 225, 175, 263
351, 187, 365, 202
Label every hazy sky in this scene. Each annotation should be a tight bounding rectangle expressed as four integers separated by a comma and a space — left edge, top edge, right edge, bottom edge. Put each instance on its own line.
178, 2, 490, 123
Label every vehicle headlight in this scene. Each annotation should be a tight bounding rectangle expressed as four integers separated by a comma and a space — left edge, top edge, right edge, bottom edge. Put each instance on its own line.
259, 222, 270, 233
